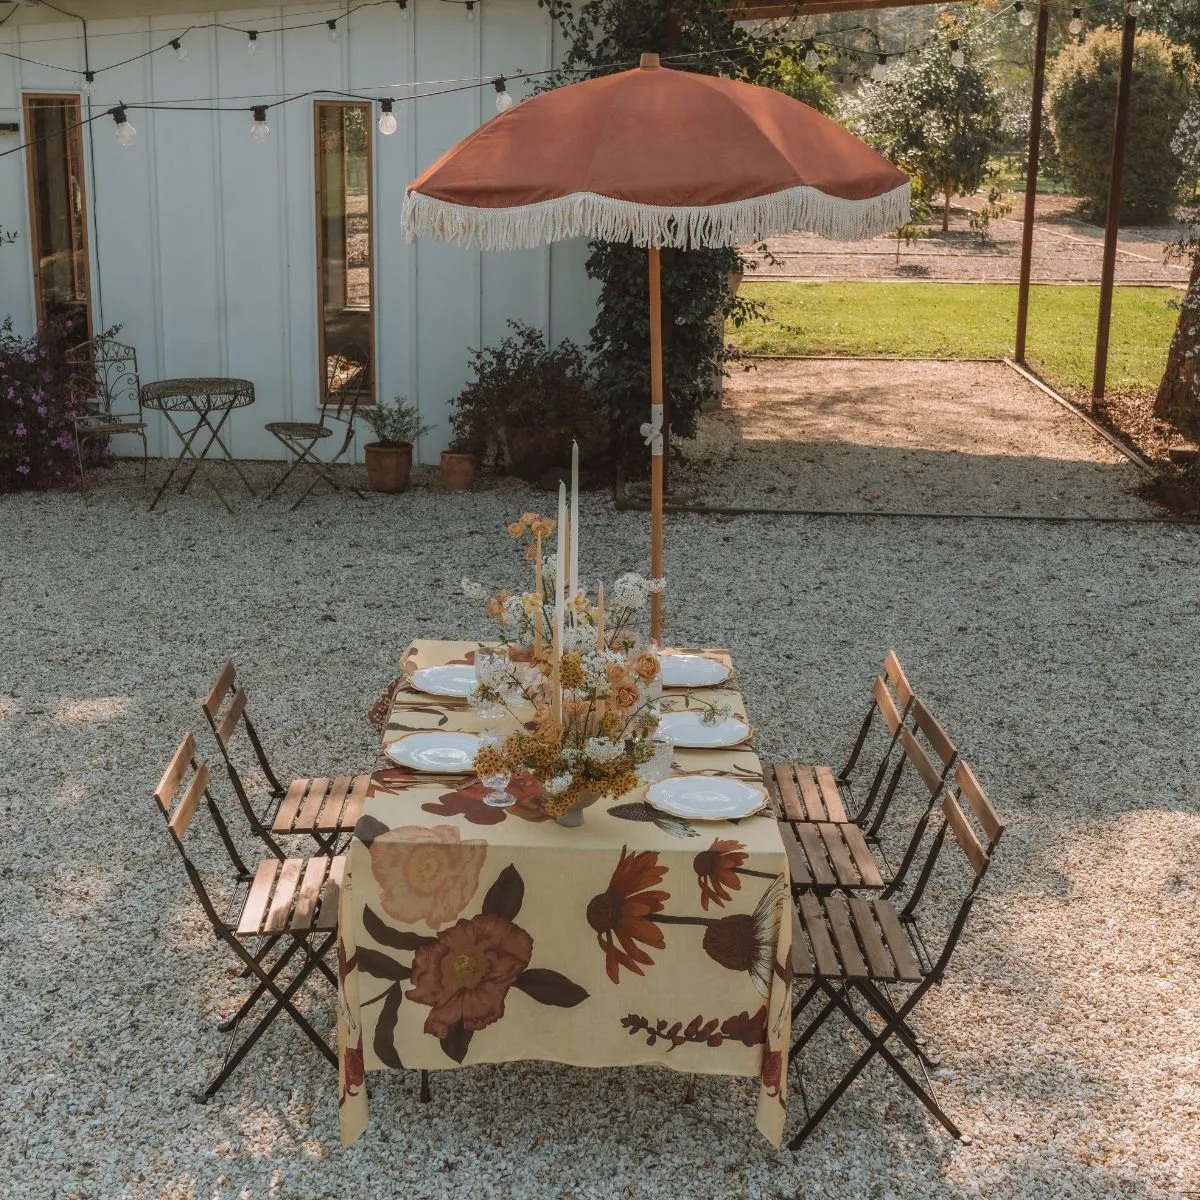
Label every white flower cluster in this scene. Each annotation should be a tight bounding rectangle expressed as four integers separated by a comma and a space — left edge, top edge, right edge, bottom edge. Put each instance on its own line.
700, 700, 734, 727
461, 578, 488, 602
585, 737, 626, 764
474, 652, 517, 692
544, 773, 573, 796
582, 649, 629, 691
609, 572, 667, 611
563, 623, 598, 653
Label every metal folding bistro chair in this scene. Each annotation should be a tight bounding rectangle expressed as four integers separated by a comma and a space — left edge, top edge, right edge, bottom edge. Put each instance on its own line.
203, 661, 371, 858
65, 336, 149, 501
785, 759, 1004, 1150
153, 734, 342, 1102
265, 345, 369, 510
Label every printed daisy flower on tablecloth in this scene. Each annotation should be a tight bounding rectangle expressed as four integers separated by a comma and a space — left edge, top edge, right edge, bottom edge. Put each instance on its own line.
692, 838, 747, 910
586, 846, 670, 984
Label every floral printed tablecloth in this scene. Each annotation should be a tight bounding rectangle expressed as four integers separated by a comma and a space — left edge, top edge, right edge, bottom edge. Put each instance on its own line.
338, 640, 792, 1147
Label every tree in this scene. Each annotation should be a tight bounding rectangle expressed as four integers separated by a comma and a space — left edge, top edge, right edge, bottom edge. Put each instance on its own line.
1047, 28, 1195, 223
538, 0, 775, 468
756, 46, 838, 117
844, 15, 1004, 232
1155, 218, 1200, 442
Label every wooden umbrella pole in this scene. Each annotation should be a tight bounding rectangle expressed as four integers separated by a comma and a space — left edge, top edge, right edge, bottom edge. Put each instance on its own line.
649, 246, 664, 643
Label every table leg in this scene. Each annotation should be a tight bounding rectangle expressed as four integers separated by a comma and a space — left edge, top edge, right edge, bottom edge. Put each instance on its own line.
186, 403, 257, 499
148, 411, 209, 512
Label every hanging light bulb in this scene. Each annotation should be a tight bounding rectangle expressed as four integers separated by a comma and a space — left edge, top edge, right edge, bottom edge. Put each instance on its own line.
1015, 2, 1033, 26
1068, 6, 1083, 34
804, 38, 819, 70
870, 53, 888, 82
493, 76, 512, 111
81, 70, 96, 95
247, 30, 260, 55
1126, 1, 1139, 14
327, 19, 339, 42
378, 98, 397, 135
171, 38, 188, 61
465, 0, 475, 21
397, 0, 409, 17
950, 39, 965, 69
250, 105, 270, 143
112, 105, 136, 145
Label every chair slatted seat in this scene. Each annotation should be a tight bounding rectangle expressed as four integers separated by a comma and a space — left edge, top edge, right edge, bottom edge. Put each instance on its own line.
153, 735, 341, 1103
203, 661, 369, 856
785, 761, 1005, 1151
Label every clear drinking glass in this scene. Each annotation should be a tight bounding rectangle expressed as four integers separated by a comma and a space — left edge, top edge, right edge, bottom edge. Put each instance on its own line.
472, 648, 508, 721
478, 731, 515, 808
638, 734, 675, 784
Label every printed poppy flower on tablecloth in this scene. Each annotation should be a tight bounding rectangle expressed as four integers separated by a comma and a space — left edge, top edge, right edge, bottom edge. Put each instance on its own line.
422, 775, 550, 826
701, 875, 786, 997
369, 824, 487, 929
587, 846, 670, 984
692, 838, 747, 910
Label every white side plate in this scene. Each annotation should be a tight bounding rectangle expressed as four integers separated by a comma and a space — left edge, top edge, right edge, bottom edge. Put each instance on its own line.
645, 775, 766, 821
385, 732, 481, 773
658, 653, 731, 689
409, 664, 477, 698
658, 710, 751, 749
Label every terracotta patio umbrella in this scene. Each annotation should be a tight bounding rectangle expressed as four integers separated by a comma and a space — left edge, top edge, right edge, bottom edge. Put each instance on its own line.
404, 54, 910, 638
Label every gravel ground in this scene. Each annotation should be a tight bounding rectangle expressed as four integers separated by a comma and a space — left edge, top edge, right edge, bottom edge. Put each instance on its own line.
677, 359, 1156, 518
2, 447, 1198, 1199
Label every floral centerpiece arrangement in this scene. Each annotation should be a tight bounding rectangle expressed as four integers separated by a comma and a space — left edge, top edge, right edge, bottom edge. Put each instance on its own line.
461, 503, 667, 824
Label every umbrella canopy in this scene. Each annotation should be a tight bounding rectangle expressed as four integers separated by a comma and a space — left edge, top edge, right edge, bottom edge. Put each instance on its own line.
404, 55, 910, 638
404, 57, 910, 251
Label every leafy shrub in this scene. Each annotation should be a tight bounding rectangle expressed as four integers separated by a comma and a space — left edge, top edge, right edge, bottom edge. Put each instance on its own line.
1047, 28, 1196, 222
360, 395, 430, 446
757, 47, 838, 117
0, 316, 81, 492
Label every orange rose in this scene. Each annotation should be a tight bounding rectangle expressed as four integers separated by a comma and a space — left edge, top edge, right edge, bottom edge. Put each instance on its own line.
634, 652, 660, 683
508, 521, 527, 538
520, 511, 539, 526
613, 683, 640, 710
606, 661, 630, 685
534, 720, 563, 746
532, 518, 555, 539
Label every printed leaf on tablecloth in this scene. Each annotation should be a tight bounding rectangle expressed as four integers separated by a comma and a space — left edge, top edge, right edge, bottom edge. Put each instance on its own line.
356, 946, 413, 982
481, 863, 524, 921
364, 905, 437, 952
440, 1021, 473, 1064
512, 968, 589, 1008
354, 815, 391, 847
373, 986, 405, 1069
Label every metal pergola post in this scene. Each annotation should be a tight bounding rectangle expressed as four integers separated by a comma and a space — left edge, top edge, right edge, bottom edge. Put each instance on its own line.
1014, 1, 1050, 365
1092, 2, 1138, 401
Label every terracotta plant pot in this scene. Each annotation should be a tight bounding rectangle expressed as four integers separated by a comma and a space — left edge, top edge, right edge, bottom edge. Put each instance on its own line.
364, 442, 413, 493
440, 450, 477, 492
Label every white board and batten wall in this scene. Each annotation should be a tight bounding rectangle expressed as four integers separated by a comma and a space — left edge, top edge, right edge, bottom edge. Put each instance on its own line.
0, 1, 598, 462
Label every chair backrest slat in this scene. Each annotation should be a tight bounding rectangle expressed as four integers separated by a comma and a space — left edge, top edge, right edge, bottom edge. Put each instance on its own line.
204, 661, 237, 719
873, 674, 903, 736
169, 761, 210, 837
215, 686, 247, 749
910, 698, 956, 769
942, 792, 990, 878
883, 650, 913, 710
955, 761, 1004, 847
155, 733, 196, 814
899, 726, 942, 797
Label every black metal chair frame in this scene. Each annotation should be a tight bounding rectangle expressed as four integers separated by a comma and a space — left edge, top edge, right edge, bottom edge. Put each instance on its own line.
266, 346, 370, 510
65, 336, 149, 502
787, 764, 1004, 1150
153, 735, 338, 1103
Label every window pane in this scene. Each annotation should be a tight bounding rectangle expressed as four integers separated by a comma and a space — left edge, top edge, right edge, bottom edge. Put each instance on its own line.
316, 102, 373, 405
24, 96, 90, 343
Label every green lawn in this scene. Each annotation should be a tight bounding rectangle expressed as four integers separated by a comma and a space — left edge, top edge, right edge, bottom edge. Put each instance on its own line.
730, 281, 1178, 394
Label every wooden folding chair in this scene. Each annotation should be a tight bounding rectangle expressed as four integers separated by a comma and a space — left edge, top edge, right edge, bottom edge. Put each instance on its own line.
203, 661, 371, 858
774, 702, 957, 896
766, 650, 915, 837
265, 346, 369, 510
786, 759, 1004, 1150
153, 734, 342, 1102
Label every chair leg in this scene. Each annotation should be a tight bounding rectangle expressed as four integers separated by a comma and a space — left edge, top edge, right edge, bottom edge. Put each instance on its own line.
682, 1073, 697, 1103
420, 1070, 431, 1102
76, 432, 90, 504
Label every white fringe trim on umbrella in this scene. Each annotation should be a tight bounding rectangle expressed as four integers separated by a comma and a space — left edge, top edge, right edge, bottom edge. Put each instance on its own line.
403, 181, 911, 251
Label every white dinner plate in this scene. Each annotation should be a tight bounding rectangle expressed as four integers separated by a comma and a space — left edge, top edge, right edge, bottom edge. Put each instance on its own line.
645, 776, 766, 821
658, 710, 751, 749
385, 731, 481, 773
658, 653, 731, 689
409, 664, 477, 699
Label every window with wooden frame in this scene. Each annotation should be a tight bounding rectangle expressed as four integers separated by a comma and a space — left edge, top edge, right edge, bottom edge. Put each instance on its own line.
315, 101, 374, 407
23, 94, 92, 344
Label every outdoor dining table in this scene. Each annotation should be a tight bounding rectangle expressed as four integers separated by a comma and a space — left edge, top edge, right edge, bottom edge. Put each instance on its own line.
337, 640, 792, 1148
139, 377, 257, 513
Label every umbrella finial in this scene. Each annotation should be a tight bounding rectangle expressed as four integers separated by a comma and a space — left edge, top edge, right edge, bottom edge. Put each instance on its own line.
639, 52, 660, 69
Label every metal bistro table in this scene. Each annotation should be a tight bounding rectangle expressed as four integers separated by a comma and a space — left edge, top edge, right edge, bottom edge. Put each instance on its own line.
140, 377, 257, 513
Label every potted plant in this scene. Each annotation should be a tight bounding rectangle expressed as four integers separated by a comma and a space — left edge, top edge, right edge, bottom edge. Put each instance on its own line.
360, 396, 430, 493
447, 321, 608, 484
440, 436, 479, 493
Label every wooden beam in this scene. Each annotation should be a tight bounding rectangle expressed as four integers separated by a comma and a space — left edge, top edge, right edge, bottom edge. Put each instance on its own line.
734, 0, 950, 17
1092, 4, 1137, 401
1014, 0, 1049, 365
